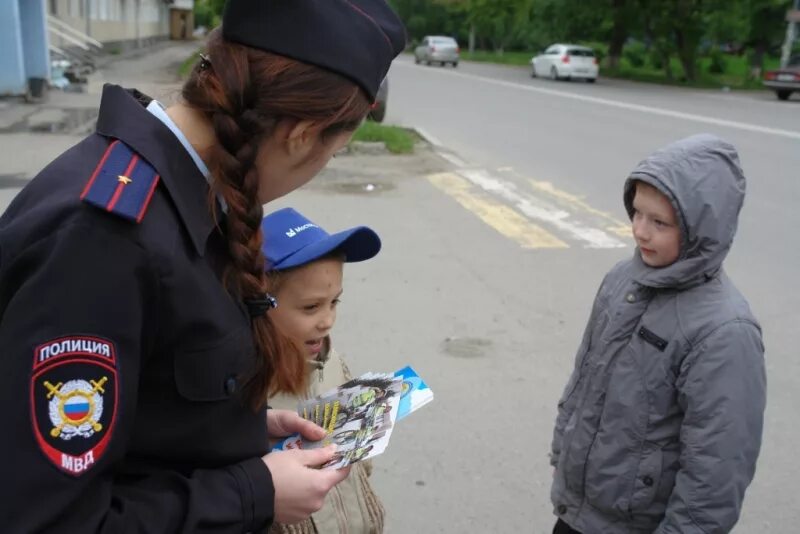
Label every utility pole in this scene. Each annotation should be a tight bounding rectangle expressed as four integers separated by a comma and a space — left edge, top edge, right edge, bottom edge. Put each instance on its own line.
469, 22, 475, 54
85, 0, 91, 37
135, 0, 142, 48
780, 0, 800, 67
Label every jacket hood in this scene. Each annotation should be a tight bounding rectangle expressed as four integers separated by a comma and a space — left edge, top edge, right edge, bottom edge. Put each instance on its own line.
623, 134, 746, 289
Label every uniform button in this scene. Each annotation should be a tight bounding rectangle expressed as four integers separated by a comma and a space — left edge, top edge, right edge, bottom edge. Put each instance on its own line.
224, 376, 237, 396
557, 504, 567, 515
643, 475, 654, 487
626, 293, 636, 303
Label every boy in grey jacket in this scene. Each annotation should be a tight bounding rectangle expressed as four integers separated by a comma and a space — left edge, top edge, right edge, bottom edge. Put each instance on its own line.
550, 134, 766, 534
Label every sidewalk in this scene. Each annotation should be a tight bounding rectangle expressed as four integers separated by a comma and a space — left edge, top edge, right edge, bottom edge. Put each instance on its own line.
0, 39, 450, 216
0, 40, 200, 209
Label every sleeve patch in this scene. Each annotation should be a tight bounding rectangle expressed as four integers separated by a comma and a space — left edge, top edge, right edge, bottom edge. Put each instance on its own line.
30, 335, 118, 476
80, 139, 160, 223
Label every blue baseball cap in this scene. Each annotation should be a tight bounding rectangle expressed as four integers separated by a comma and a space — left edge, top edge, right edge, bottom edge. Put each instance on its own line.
261, 208, 381, 271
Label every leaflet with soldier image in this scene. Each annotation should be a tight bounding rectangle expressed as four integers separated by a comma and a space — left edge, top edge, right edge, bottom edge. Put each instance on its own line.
272, 366, 433, 469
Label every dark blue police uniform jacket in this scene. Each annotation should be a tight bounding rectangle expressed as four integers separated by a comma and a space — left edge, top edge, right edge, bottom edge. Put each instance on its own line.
0, 84, 274, 533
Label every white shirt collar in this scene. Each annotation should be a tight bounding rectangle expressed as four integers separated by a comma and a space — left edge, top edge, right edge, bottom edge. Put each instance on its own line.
146, 99, 228, 213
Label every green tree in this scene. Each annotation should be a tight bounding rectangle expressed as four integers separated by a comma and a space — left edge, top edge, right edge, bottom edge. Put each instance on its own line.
744, 0, 793, 77
608, 0, 639, 69
396, 0, 791, 84
466, 0, 527, 53
193, 0, 226, 28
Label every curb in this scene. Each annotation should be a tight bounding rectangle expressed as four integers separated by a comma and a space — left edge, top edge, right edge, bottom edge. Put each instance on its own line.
410, 128, 467, 168
412, 127, 442, 148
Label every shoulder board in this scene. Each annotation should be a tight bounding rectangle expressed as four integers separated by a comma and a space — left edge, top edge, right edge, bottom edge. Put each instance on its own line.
80, 139, 160, 223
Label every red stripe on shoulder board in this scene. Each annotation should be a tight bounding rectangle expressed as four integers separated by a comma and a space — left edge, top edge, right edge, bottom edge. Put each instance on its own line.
105, 155, 139, 212
80, 140, 120, 200
136, 174, 161, 223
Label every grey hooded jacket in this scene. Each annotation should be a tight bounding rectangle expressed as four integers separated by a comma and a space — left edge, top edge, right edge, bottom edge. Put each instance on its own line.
550, 134, 766, 533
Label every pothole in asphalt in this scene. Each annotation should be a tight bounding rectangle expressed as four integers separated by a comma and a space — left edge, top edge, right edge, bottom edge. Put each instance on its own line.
0, 108, 98, 135
0, 174, 29, 189
441, 337, 493, 358
308, 168, 399, 195
326, 182, 395, 195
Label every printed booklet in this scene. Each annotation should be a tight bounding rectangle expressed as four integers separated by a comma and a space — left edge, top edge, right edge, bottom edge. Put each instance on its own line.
272, 365, 433, 469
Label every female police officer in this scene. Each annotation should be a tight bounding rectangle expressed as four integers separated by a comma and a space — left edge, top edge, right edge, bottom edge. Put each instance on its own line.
0, 1, 405, 532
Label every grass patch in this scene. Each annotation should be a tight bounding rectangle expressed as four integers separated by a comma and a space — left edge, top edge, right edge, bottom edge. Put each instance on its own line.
351, 122, 417, 154
601, 54, 778, 89
178, 49, 203, 78
460, 50, 532, 66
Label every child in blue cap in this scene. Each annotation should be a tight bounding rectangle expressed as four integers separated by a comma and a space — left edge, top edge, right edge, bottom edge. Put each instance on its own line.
261, 208, 385, 534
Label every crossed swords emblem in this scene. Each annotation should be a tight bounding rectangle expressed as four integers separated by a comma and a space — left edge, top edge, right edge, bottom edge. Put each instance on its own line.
43, 377, 107, 438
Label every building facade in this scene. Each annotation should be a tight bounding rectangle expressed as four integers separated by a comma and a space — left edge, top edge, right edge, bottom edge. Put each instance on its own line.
47, 0, 190, 50
1, 0, 193, 97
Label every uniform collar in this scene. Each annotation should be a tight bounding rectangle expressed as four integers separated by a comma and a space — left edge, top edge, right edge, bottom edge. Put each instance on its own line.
95, 84, 216, 256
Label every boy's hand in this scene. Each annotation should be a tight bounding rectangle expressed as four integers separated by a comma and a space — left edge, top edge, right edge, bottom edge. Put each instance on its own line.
267, 408, 327, 442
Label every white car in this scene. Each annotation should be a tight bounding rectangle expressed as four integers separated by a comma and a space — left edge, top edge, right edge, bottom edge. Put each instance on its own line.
531, 44, 598, 82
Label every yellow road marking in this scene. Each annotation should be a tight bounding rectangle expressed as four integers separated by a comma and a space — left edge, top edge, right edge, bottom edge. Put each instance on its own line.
605, 225, 633, 238
427, 173, 568, 249
528, 180, 632, 239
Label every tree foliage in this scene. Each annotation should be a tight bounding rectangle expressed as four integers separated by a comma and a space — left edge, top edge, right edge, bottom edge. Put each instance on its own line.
198, 0, 795, 81
395, 0, 794, 80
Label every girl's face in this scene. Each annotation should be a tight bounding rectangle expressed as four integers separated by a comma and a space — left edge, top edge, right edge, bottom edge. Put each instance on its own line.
270, 257, 344, 358
256, 121, 355, 204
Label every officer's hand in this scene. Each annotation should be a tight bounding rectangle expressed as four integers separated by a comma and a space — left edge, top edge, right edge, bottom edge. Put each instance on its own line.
263, 446, 351, 523
267, 408, 327, 441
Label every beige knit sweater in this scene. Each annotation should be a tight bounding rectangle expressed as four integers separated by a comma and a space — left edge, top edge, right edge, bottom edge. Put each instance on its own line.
268, 341, 385, 534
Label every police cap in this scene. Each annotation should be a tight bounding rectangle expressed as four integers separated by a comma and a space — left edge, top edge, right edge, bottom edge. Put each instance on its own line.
222, 0, 406, 101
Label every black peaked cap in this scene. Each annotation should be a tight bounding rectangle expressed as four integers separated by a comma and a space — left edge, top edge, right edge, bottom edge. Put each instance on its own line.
222, 0, 406, 100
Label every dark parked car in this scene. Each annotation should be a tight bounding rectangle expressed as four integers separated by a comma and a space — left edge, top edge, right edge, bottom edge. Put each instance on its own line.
368, 77, 388, 122
763, 55, 800, 101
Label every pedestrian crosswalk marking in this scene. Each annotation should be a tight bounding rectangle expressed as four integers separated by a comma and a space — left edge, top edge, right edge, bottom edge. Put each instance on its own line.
605, 225, 633, 238
457, 169, 627, 249
427, 173, 568, 249
528, 180, 632, 239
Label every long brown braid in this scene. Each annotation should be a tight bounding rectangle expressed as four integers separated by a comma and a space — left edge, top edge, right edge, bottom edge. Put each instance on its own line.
182, 29, 370, 409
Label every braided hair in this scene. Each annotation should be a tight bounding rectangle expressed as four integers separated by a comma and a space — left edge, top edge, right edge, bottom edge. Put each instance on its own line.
181, 29, 370, 409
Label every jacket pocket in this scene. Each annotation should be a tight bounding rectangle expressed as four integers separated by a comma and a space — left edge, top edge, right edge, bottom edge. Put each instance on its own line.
173, 328, 254, 402
629, 445, 664, 512
581, 348, 649, 518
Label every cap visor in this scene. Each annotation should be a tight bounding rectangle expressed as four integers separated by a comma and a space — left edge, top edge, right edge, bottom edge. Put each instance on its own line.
273, 226, 381, 270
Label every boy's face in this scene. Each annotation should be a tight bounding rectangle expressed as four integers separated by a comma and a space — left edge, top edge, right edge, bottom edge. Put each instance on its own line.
270, 257, 344, 358
631, 182, 681, 268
